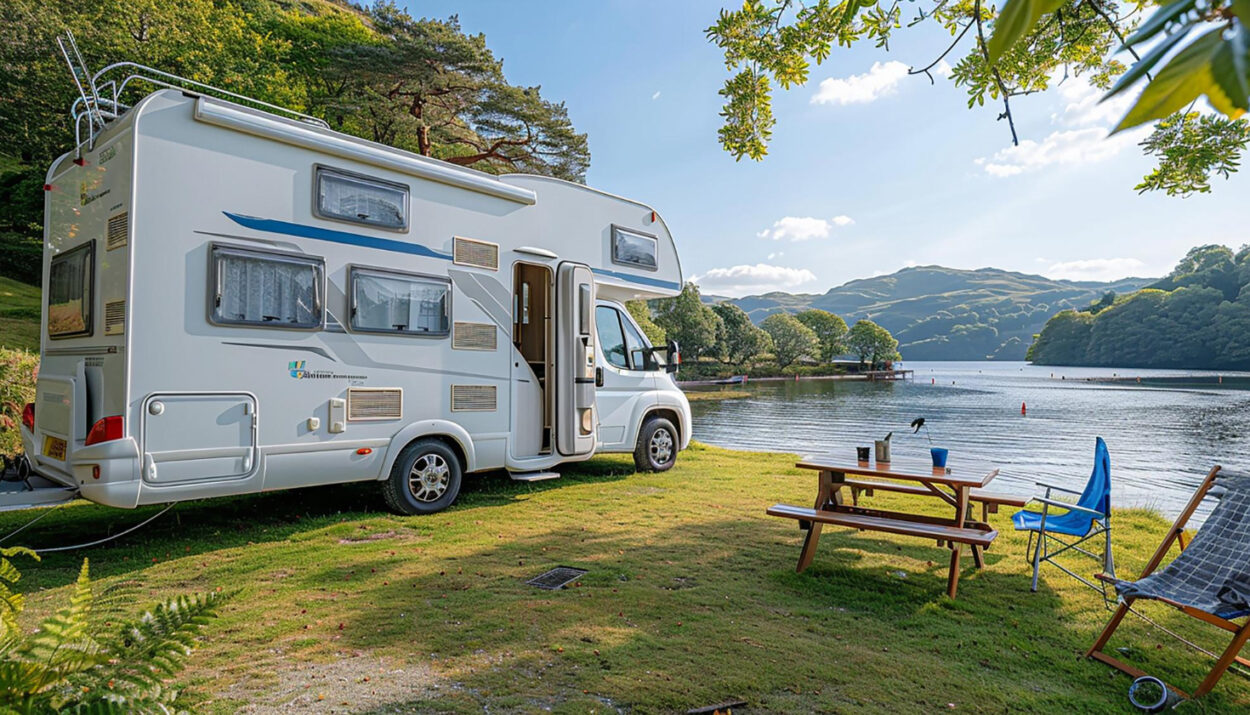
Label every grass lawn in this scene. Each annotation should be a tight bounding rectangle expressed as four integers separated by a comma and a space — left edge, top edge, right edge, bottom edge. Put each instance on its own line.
4, 443, 1246, 713
0, 276, 40, 351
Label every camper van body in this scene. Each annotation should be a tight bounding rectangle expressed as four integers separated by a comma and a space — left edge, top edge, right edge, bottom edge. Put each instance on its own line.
19, 88, 690, 513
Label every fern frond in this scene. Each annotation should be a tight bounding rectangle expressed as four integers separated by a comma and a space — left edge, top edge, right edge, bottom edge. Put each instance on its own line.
0, 549, 36, 641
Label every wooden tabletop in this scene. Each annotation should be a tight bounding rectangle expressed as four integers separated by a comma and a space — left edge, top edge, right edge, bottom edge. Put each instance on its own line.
796, 454, 1000, 489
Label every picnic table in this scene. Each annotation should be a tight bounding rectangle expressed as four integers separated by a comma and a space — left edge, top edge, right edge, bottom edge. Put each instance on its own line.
767, 455, 1007, 598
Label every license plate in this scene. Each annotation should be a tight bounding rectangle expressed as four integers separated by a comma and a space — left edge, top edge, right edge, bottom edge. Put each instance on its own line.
42, 436, 67, 461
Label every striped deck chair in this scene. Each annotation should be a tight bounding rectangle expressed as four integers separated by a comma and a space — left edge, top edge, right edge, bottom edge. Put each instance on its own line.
1087, 466, 1250, 699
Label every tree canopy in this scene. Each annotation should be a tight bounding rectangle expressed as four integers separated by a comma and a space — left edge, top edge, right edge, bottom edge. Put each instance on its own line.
1028, 243, 1250, 368
713, 302, 773, 367
795, 309, 849, 361
653, 283, 724, 359
0, 0, 589, 284
847, 319, 901, 368
707, 0, 1250, 196
761, 312, 821, 368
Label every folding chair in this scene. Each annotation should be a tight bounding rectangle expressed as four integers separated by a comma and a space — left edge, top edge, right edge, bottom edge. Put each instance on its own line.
1086, 466, 1250, 699
1012, 437, 1114, 593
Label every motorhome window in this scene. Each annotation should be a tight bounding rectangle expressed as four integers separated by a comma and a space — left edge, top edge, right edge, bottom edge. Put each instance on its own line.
595, 306, 629, 369
621, 313, 652, 369
47, 241, 94, 338
610, 226, 658, 271
351, 268, 449, 336
211, 246, 323, 329
316, 167, 408, 230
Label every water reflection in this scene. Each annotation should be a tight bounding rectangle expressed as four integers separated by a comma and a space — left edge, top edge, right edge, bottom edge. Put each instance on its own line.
689, 361, 1250, 523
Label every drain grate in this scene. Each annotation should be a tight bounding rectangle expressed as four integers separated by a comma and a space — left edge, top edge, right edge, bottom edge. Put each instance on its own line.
526, 566, 587, 590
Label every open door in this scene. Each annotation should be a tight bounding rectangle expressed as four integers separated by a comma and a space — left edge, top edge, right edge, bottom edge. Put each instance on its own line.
555, 263, 596, 457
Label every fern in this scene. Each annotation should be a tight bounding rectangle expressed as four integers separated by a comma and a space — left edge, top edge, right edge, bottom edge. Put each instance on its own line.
0, 553, 228, 714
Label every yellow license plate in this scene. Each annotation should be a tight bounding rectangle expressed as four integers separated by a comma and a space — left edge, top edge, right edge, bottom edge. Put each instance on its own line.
42, 436, 66, 461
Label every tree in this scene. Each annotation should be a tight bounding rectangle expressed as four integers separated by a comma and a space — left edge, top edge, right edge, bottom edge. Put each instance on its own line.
653, 283, 723, 359
761, 312, 820, 368
795, 309, 848, 362
847, 319, 900, 369
712, 303, 773, 367
626, 299, 666, 345
706, 0, 1250, 196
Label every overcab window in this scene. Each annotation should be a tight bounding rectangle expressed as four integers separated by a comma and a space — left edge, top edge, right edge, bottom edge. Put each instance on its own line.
315, 166, 408, 230
611, 226, 658, 271
48, 241, 94, 338
350, 268, 450, 336
210, 245, 323, 329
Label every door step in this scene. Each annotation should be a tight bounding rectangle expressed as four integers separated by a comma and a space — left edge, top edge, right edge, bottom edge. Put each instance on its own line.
508, 470, 560, 482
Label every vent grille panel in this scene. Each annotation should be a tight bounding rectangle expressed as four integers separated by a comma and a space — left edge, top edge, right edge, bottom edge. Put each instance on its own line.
453, 322, 497, 351
453, 237, 499, 270
451, 385, 496, 412
104, 300, 125, 336
347, 388, 403, 421
106, 213, 128, 251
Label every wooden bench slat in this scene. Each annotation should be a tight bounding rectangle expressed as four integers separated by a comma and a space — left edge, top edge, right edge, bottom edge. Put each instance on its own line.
767, 504, 997, 547
968, 490, 1027, 508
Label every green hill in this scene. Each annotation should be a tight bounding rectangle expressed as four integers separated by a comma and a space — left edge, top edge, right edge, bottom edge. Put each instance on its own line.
1029, 245, 1250, 369
0, 276, 40, 351
710, 266, 1152, 361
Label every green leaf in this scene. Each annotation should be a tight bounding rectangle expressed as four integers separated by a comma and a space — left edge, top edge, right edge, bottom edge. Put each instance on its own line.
986, 0, 1065, 64
1208, 25, 1250, 116
1233, 0, 1250, 27
1104, 26, 1193, 101
1115, 28, 1225, 132
1123, 0, 1196, 48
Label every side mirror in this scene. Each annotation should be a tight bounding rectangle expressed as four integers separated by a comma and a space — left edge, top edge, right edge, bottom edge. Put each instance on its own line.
595, 366, 604, 387
665, 339, 680, 374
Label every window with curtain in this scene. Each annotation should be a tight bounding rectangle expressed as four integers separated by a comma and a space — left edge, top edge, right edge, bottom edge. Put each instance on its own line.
210, 245, 322, 328
351, 268, 449, 336
316, 167, 408, 230
48, 241, 94, 338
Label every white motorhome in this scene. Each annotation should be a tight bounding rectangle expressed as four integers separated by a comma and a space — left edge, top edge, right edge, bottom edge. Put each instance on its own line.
15, 58, 690, 515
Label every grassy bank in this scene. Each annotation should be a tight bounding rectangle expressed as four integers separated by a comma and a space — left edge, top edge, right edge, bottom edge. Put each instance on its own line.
0, 277, 39, 352
4, 444, 1245, 712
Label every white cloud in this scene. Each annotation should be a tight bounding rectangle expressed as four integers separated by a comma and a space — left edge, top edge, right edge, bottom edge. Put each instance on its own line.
767, 251, 784, 260
975, 127, 1146, 177
811, 61, 910, 106
756, 215, 853, 241
651, 91, 661, 100
1052, 76, 1135, 128
1045, 257, 1146, 282
692, 264, 818, 297
934, 60, 953, 78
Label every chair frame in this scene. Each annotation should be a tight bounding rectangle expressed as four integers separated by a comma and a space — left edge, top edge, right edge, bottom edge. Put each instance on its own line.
1024, 480, 1115, 594
1086, 466, 1250, 700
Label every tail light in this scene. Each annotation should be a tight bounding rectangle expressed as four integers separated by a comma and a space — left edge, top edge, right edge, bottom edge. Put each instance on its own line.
21, 403, 35, 431
85, 416, 124, 446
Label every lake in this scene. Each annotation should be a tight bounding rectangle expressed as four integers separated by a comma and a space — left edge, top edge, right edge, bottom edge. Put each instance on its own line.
687, 361, 1250, 523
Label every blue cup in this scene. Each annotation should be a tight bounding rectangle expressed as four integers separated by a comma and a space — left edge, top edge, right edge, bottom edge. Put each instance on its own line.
930, 448, 949, 468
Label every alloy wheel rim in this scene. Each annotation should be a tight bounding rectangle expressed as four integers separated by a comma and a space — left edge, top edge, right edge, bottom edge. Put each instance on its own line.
408, 453, 450, 502
649, 428, 674, 464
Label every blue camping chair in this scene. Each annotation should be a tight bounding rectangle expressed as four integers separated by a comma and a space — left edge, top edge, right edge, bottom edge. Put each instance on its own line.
1013, 437, 1115, 593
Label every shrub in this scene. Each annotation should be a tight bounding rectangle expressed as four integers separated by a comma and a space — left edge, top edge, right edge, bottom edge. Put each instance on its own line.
0, 547, 228, 713
0, 348, 38, 458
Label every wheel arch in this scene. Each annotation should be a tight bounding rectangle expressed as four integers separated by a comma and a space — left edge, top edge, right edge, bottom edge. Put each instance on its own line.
379, 420, 475, 480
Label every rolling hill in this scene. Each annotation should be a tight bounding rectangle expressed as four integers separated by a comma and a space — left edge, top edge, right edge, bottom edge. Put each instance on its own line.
707, 266, 1154, 361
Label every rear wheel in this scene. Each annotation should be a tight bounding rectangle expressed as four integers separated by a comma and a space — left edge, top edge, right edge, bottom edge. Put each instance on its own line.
633, 416, 678, 473
382, 439, 463, 515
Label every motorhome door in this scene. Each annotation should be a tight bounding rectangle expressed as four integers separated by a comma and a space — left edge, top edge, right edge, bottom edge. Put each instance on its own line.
555, 263, 597, 456
141, 392, 258, 484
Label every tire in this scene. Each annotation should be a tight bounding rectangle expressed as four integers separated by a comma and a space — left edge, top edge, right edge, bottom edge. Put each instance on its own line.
633, 416, 678, 473
382, 438, 463, 515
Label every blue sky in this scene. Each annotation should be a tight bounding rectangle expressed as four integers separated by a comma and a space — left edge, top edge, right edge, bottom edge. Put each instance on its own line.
409, 1, 1249, 297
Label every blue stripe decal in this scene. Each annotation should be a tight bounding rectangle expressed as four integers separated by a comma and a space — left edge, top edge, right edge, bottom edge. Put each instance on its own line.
224, 212, 453, 261
592, 268, 682, 292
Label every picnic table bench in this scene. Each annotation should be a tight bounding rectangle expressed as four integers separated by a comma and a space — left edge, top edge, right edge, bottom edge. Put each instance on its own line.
839, 477, 1027, 520
768, 456, 1005, 598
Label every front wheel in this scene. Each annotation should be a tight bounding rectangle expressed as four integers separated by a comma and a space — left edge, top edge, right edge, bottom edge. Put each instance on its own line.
633, 416, 678, 473
382, 439, 463, 515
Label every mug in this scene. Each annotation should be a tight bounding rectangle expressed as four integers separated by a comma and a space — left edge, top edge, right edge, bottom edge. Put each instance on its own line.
874, 440, 891, 463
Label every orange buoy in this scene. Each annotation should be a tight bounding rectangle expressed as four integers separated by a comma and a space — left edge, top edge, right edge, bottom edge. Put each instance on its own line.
931, 378, 935, 385
1021, 402, 1027, 415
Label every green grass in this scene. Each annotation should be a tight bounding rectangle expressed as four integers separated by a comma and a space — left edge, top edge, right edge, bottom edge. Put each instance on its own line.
3, 444, 1246, 712
0, 276, 40, 351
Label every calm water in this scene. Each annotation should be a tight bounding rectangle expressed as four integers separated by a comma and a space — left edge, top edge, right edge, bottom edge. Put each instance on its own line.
688, 361, 1250, 523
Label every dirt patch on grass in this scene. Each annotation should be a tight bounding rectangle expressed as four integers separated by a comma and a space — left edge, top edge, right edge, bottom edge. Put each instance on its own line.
228, 653, 445, 713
